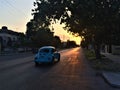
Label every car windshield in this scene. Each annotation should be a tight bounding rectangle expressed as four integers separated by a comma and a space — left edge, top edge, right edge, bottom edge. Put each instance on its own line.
40, 49, 50, 53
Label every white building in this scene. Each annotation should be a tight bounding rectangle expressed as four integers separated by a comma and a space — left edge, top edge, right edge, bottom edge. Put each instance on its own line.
0, 26, 23, 51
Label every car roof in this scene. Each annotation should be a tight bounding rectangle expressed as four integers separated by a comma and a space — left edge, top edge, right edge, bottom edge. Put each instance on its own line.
39, 46, 55, 50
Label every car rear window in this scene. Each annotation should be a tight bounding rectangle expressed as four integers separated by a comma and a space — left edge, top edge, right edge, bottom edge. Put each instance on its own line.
40, 49, 50, 53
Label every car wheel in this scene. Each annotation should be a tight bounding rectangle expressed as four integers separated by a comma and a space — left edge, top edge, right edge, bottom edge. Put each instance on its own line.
51, 57, 54, 64
58, 57, 60, 61
35, 62, 39, 66
57, 54, 60, 62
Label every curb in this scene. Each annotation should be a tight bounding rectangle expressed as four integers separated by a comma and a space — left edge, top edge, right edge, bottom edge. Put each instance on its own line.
0, 52, 32, 56
0, 52, 18, 56
101, 72, 120, 88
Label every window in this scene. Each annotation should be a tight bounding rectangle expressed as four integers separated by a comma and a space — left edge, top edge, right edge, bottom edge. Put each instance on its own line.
40, 49, 50, 53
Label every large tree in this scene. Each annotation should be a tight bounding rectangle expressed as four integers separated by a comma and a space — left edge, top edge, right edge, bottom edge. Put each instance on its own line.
53, 36, 61, 48
30, 0, 120, 59
32, 28, 54, 47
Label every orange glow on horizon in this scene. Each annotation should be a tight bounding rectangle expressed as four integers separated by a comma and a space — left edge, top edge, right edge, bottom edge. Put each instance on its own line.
52, 23, 81, 45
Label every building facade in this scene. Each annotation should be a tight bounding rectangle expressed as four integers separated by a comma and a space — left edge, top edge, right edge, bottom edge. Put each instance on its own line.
0, 26, 23, 51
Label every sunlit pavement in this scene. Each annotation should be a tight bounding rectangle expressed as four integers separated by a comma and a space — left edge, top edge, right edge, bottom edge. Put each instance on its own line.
0, 47, 119, 90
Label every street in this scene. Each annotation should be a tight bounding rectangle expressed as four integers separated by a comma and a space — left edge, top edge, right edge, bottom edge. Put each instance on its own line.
0, 47, 119, 90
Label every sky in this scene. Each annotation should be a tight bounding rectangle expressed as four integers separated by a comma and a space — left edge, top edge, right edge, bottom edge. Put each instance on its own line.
0, 0, 81, 45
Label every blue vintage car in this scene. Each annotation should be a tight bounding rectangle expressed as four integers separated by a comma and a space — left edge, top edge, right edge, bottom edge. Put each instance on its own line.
34, 46, 60, 65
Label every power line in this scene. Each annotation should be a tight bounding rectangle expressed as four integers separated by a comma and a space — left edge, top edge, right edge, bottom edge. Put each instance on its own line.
4, 0, 28, 19
0, 1, 16, 18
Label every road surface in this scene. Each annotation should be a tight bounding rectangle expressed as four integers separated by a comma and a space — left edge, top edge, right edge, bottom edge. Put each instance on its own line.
0, 48, 119, 90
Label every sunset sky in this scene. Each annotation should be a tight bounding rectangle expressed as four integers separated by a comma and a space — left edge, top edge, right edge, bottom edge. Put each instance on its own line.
0, 0, 81, 45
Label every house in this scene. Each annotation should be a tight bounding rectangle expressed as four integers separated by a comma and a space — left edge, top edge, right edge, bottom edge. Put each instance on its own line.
0, 26, 24, 52
111, 45, 120, 55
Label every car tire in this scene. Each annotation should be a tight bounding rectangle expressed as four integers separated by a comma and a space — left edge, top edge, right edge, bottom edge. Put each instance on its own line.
58, 57, 60, 61
51, 57, 54, 64
57, 54, 60, 62
35, 62, 39, 66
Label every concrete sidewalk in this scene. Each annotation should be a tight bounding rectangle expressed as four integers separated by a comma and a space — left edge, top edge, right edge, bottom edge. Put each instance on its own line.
102, 72, 120, 88
0, 51, 32, 56
102, 53, 120, 63
101, 53, 120, 88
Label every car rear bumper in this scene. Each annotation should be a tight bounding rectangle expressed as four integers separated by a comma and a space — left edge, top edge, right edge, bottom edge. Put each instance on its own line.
35, 58, 52, 63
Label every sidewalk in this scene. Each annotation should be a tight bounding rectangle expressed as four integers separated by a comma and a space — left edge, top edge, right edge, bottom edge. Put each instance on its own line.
0, 52, 17, 56
0, 51, 32, 56
102, 53, 120, 63
101, 53, 120, 88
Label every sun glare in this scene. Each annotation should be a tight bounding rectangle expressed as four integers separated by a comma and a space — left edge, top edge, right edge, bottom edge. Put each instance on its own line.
52, 23, 81, 45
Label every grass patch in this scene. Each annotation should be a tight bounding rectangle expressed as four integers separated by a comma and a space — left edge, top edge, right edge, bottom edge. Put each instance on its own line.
85, 50, 96, 60
84, 49, 120, 72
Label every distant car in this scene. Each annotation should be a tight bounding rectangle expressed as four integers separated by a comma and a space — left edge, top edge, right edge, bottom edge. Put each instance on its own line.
34, 46, 60, 66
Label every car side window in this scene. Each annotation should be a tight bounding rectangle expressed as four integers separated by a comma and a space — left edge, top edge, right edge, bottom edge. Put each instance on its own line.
51, 48, 56, 53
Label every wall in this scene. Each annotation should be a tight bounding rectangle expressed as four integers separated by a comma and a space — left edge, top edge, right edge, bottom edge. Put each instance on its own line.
112, 45, 120, 55
0, 33, 18, 47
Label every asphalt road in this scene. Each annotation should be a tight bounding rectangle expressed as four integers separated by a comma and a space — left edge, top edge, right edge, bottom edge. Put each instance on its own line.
0, 48, 119, 90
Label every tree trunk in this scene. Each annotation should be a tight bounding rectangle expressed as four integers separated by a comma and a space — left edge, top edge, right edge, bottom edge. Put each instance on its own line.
108, 44, 112, 53
94, 44, 101, 59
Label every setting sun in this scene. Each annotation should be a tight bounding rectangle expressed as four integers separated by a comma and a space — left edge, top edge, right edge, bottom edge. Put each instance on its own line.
52, 23, 81, 45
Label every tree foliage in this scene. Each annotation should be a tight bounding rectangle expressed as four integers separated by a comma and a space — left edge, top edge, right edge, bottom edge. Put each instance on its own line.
53, 36, 61, 48
66, 40, 77, 48
31, 28, 54, 47
29, 0, 120, 58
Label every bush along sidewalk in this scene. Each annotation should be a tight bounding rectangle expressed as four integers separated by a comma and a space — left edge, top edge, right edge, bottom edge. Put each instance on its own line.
84, 49, 120, 72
